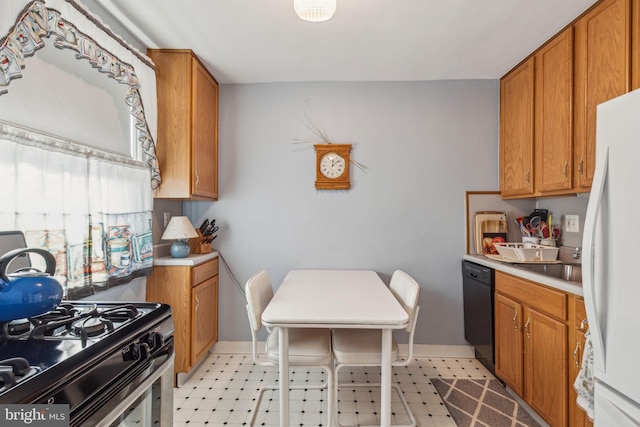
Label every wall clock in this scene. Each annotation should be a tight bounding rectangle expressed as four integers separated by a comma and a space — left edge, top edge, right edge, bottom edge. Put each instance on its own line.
314, 144, 351, 190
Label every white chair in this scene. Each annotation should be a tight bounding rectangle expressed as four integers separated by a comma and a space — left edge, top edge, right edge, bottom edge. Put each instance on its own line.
331, 269, 421, 427
245, 270, 334, 426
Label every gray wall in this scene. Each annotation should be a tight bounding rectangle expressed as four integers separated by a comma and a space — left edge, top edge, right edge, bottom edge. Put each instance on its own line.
184, 80, 500, 345
537, 195, 589, 249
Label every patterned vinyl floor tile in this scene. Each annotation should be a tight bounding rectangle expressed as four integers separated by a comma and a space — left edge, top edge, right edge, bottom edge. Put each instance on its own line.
173, 352, 495, 426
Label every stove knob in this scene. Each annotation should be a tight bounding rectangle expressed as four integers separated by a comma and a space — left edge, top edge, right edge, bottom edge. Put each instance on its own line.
146, 332, 164, 350
122, 342, 149, 361
0, 366, 16, 389
122, 343, 140, 361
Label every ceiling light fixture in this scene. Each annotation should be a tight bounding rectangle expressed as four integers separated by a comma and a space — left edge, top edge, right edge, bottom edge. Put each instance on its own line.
294, 0, 337, 22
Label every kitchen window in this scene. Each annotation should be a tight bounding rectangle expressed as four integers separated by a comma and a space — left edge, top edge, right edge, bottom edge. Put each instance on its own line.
0, 0, 160, 298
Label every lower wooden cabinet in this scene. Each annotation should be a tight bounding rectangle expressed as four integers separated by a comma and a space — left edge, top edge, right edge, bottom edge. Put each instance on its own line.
569, 296, 594, 427
524, 306, 568, 426
192, 275, 218, 365
146, 256, 219, 383
495, 272, 568, 427
495, 293, 524, 394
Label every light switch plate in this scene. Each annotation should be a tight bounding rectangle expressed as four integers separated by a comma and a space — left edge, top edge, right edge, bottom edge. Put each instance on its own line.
565, 215, 579, 233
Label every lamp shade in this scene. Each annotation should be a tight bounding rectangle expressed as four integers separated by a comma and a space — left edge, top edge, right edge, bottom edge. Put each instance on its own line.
294, 0, 336, 22
162, 216, 198, 241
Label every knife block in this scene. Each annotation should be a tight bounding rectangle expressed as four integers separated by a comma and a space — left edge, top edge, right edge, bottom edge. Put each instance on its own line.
188, 229, 212, 254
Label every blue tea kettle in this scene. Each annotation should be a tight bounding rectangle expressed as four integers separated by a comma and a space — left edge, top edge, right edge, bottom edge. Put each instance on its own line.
0, 248, 63, 322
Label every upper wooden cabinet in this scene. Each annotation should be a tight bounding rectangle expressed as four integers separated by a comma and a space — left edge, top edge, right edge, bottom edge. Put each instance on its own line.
500, 0, 636, 198
500, 58, 535, 198
574, 0, 631, 191
148, 49, 219, 200
535, 28, 574, 194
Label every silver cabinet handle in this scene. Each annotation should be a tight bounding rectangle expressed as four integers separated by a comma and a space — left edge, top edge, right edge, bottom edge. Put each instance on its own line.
524, 317, 531, 339
573, 342, 581, 368
578, 159, 584, 177
580, 318, 588, 330
195, 295, 200, 311
195, 171, 200, 187
512, 311, 519, 331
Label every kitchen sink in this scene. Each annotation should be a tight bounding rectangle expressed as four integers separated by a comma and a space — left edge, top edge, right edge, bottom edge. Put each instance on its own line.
515, 263, 582, 283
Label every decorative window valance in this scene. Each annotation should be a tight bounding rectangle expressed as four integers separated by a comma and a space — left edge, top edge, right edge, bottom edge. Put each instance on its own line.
0, 0, 160, 188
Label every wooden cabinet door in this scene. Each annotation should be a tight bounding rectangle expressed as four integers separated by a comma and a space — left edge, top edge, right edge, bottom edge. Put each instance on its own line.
632, 0, 640, 90
148, 49, 219, 201
192, 58, 219, 200
148, 49, 192, 199
191, 275, 219, 366
500, 58, 535, 198
146, 264, 192, 375
535, 28, 574, 193
569, 297, 593, 427
524, 307, 568, 427
574, 0, 631, 191
569, 330, 593, 427
495, 293, 524, 395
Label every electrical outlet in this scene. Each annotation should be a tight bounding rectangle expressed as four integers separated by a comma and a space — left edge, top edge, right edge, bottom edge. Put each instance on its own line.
565, 215, 579, 233
163, 212, 171, 228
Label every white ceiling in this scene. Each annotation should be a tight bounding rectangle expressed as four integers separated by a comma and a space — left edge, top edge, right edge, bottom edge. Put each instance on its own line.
95, 0, 598, 85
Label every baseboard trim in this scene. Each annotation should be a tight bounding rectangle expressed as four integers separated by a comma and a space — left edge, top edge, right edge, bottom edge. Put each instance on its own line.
210, 341, 263, 354
401, 344, 475, 358
211, 341, 474, 359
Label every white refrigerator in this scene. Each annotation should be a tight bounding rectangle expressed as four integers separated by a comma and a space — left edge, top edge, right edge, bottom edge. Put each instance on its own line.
583, 88, 640, 425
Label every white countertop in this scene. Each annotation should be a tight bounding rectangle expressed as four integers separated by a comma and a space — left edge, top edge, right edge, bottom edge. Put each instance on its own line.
154, 251, 219, 266
463, 254, 584, 296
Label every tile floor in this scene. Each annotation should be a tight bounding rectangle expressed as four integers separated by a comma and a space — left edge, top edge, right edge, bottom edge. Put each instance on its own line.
173, 352, 494, 426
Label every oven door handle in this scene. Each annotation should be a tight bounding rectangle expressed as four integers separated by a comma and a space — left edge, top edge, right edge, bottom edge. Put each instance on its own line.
95, 353, 174, 427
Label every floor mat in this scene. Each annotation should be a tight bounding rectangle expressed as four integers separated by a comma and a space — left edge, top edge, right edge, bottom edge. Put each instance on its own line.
430, 378, 541, 427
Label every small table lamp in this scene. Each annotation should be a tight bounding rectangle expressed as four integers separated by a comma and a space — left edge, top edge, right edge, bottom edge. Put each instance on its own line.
162, 216, 198, 258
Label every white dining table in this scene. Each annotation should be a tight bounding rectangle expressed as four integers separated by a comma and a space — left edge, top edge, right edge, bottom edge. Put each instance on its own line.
261, 269, 409, 427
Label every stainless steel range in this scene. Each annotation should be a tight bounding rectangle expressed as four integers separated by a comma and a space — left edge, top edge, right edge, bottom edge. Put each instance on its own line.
0, 301, 174, 426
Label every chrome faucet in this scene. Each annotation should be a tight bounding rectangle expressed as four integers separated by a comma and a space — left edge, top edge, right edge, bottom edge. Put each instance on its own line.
572, 247, 582, 260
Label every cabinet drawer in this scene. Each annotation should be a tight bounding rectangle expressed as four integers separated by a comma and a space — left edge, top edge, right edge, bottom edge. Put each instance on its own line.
574, 297, 588, 331
192, 257, 219, 286
496, 272, 567, 321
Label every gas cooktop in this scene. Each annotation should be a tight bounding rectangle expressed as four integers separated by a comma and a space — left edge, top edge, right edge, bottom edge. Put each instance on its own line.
0, 301, 174, 426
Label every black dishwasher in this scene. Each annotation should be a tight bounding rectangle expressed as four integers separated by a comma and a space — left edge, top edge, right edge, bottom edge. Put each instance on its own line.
462, 260, 495, 375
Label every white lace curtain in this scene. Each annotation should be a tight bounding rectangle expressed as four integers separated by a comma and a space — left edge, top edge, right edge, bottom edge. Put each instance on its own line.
0, 124, 153, 299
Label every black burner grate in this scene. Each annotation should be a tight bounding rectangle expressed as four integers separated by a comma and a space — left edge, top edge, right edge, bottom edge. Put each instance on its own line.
0, 303, 142, 344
